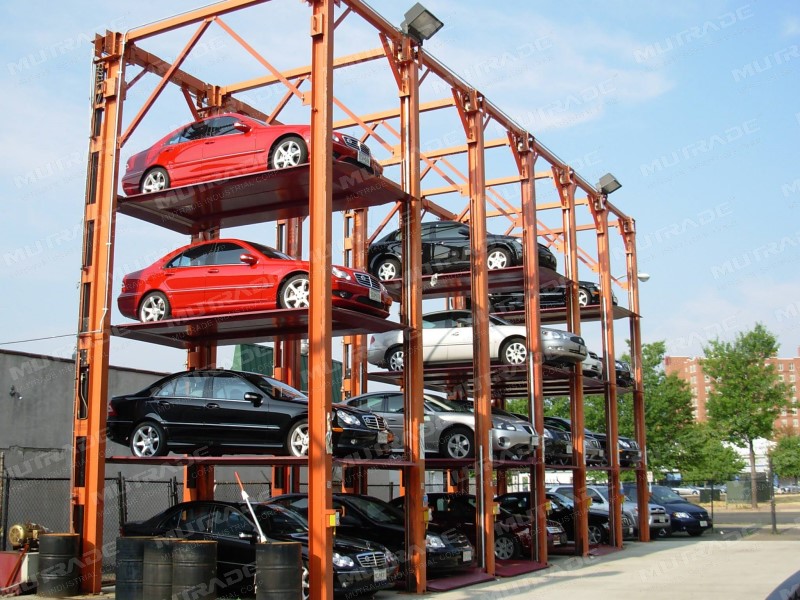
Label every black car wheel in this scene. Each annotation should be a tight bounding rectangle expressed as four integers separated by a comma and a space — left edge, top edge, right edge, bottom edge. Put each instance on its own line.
487, 247, 511, 270
386, 346, 404, 371
687, 530, 704, 537
269, 135, 308, 169
500, 337, 527, 365
588, 524, 607, 545
376, 257, 401, 281
439, 426, 474, 459
494, 534, 519, 560
655, 527, 672, 539
130, 421, 168, 457
140, 167, 170, 193
287, 419, 310, 456
138, 291, 171, 322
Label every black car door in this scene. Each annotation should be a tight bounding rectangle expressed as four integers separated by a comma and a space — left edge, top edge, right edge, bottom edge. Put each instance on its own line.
144, 372, 213, 446
430, 222, 471, 272
205, 372, 273, 449
209, 504, 259, 588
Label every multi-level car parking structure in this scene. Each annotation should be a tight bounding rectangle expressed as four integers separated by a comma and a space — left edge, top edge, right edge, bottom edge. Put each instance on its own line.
71, 1, 648, 597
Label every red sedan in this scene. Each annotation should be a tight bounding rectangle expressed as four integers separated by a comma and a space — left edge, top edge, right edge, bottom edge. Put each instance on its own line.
117, 239, 392, 322
121, 112, 382, 195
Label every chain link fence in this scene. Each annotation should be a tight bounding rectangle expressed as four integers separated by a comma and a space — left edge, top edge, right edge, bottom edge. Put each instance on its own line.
1, 474, 176, 573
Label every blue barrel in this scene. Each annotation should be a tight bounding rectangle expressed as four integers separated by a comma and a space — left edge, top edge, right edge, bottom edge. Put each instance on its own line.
115, 536, 149, 600
255, 542, 303, 600
36, 533, 81, 597
171, 540, 217, 600
142, 538, 176, 600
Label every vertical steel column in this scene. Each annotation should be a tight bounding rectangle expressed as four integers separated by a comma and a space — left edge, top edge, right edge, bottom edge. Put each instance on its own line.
553, 166, 589, 554
515, 138, 547, 563
460, 90, 494, 575
623, 217, 649, 540
308, 2, 334, 598
397, 36, 426, 592
72, 33, 124, 592
591, 197, 622, 547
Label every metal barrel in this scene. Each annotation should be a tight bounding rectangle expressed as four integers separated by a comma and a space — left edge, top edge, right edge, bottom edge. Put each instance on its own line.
36, 533, 81, 597
171, 540, 217, 600
142, 538, 177, 600
115, 536, 149, 600
255, 542, 303, 600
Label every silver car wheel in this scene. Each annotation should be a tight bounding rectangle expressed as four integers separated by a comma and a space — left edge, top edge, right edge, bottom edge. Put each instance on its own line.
288, 420, 310, 456
271, 137, 307, 169
578, 288, 590, 306
446, 432, 471, 459
487, 248, 510, 270
141, 168, 169, 193
301, 564, 310, 600
502, 340, 527, 365
377, 258, 400, 281
588, 524, 605, 545
281, 276, 311, 308
387, 348, 404, 371
494, 534, 517, 560
139, 292, 169, 322
131, 423, 163, 457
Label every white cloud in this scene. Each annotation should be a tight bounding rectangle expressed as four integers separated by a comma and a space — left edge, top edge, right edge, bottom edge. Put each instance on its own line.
781, 16, 800, 37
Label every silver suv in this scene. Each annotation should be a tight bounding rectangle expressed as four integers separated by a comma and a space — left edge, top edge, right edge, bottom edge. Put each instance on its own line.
343, 391, 538, 460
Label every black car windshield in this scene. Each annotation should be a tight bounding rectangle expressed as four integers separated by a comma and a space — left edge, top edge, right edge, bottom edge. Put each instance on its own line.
424, 395, 472, 413
340, 496, 405, 526
548, 492, 572, 511
244, 373, 307, 401
246, 241, 293, 261
254, 505, 308, 535
648, 486, 685, 503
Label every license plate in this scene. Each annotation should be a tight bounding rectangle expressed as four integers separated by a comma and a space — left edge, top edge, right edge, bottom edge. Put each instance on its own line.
357, 148, 370, 167
598, 450, 604, 457
377, 431, 388, 444
369, 288, 381, 302
463, 549, 472, 562
374, 568, 386, 583
566, 444, 572, 454
699, 520, 708, 527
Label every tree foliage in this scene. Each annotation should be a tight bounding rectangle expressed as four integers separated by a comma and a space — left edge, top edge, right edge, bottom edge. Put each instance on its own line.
678, 423, 745, 482
771, 435, 800, 480
702, 323, 791, 448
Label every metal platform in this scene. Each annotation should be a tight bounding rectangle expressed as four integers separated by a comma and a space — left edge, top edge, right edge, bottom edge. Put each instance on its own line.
116, 162, 409, 234
111, 307, 404, 349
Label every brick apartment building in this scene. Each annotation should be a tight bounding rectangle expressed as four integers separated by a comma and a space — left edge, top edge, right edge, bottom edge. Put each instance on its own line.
664, 350, 800, 434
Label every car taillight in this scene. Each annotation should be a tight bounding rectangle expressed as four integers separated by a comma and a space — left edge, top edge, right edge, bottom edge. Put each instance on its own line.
108, 403, 117, 416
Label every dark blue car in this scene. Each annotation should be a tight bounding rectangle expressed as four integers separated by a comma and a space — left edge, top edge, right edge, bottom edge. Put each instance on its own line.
623, 484, 712, 537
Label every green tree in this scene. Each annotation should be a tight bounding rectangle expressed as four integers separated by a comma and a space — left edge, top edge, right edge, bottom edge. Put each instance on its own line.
770, 435, 800, 483
678, 423, 745, 483
702, 323, 791, 507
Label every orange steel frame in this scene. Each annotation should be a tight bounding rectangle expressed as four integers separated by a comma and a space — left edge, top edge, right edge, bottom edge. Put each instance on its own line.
73, 1, 646, 596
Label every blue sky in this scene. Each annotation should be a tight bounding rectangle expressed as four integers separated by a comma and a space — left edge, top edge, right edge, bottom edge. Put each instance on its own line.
2, 0, 799, 375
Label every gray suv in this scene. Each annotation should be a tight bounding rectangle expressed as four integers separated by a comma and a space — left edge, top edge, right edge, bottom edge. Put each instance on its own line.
343, 391, 538, 460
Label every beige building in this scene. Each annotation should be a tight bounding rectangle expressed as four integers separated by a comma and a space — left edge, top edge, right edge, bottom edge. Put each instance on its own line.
664, 350, 800, 433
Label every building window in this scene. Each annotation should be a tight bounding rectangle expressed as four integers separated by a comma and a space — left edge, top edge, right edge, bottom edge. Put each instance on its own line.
791, 375, 796, 382
792, 408, 798, 416
794, 419, 799, 428
778, 364, 784, 371
790, 363, 795, 371
782, 408, 788, 416
704, 375, 710, 383
793, 386, 797, 393
691, 376, 697, 384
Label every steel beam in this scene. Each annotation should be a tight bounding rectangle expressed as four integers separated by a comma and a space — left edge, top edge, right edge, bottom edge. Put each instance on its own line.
396, 36, 427, 593
72, 32, 125, 593
308, 2, 335, 599
554, 166, 589, 555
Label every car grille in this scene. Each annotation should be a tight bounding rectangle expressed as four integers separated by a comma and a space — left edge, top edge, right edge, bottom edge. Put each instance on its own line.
650, 506, 666, 515
342, 136, 372, 159
696, 510, 709, 519
627, 440, 639, 450
354, 271, 381, 290
587, 439, 601, 449
570, 335, 585, 345
362, 414, 387, 431
621, 514, 633, 528
356, 552, 387, 568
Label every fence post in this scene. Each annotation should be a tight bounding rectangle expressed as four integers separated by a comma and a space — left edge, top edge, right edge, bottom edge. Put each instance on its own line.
1, 469, 10, 551
117, 472, 128, 527
170, 477, 179, 507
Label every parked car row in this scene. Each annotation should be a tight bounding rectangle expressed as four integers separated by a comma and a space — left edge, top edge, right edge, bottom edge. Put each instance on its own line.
544, 416, 641, 468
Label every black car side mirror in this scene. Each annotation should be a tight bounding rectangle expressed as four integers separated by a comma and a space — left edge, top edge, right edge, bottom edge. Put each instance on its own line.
244, 392, 263, 407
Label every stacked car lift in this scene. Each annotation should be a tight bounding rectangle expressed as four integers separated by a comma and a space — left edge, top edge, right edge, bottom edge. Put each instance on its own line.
73, 0, 648, 597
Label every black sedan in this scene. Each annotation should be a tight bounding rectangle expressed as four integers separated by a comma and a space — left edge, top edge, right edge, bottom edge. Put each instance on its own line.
496, 491, 628, 545
478, 280, 617, 315
266, 493, 475, 576
121, 500, 400, 599
106, 369, 392, 458
623, 484, 712, 537
368, 219, 557, 281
